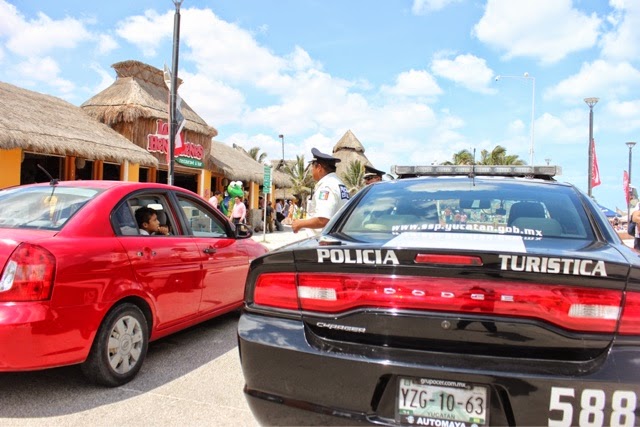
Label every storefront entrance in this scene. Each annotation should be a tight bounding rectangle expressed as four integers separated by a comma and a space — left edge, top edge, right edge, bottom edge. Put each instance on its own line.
21, 153, 63, 184
156, 169, 197, 193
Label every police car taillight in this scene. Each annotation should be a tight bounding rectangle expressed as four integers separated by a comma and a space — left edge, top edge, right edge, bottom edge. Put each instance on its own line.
618, 291, 640, 335
252, 272, 627, 333
253, 273, 299, 310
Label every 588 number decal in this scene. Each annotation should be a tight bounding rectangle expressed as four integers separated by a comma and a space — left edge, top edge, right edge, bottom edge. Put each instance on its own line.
548, 387, 637, 427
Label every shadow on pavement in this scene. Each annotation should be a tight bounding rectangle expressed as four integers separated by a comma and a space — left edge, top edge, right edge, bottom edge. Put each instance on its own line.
0, 311, 240, 418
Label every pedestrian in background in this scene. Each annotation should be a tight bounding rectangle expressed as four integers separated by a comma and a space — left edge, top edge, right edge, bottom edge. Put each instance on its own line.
363, 165, 384, 185
631, 202, 640, 250
275, 199, 284, 231
229, 196, 246, 225
209, 190, 221, 210
266, 201, 275, 233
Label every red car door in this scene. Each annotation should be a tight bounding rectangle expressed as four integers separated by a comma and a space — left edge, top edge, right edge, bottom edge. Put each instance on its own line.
175, 195, 249, 313
115, 196, 204, 330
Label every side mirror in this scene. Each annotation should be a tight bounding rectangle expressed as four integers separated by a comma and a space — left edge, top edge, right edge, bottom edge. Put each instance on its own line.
234, 222, 253, 239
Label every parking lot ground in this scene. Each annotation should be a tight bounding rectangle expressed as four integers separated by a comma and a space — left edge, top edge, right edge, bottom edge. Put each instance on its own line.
0, 314, 259, 427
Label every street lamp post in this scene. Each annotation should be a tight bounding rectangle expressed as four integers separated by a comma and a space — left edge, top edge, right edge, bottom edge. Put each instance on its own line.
279, 134, 285, 202
168, 0, 184, 186
627, 141, 637, 222
495, 72, 536, 165
584, 97, 599, 197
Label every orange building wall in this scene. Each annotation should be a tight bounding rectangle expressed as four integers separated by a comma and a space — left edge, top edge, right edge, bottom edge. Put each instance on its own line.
0, 148, 22, 189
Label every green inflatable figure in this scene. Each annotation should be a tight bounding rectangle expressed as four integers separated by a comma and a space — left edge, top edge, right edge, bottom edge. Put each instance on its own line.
221, 181, 244, 216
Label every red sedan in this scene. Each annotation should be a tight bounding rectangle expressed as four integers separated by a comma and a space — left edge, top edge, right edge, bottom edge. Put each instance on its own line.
0, 180, 267, 386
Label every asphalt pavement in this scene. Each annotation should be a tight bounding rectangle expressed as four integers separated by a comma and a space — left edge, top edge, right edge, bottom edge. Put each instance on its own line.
250, 224, 311, 250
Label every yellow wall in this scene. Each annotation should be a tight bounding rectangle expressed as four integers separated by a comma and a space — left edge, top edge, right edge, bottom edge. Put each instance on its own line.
0, 148, 22, 189
120, 161, 140, 182
200, 169, 211, 198
249, 181, 260, 208
127, 163, 140, 182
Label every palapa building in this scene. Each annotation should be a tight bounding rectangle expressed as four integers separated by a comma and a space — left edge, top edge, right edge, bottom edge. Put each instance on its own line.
332, 129, 376, 178
81, 60, 288, 207
0, 81, 158, 189
81, 60, 218, 194
0, 60, 290, 211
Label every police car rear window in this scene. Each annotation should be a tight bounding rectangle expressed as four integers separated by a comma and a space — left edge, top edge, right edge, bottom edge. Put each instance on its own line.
341, 179, 593, 240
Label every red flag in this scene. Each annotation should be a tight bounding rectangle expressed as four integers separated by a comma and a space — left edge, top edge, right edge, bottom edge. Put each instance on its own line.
174, 120, 186, 157
624, 170, 630, 204
591, 139, 601, 188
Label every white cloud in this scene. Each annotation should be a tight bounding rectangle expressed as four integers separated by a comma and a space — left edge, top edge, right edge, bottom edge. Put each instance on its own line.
285, 46, 321, 72
545, 60, 640, 103
0, 0, 22, 36
111, 5, 466, 170
535, 110, 584, 144
412, 0, 461, 15
12, 56, 75, 94
604, 99, 640, 132
96, 34, 118, 55
4, 11, 91, 57
473, 0, 601, 64
115, 9, 172, 57
507, 119, 526, 135
431, 54, 496, 94
89, 62, 115, 94
600, 1, 640, 61
179, 72, 246, 127
380, 69, 442, 98
180, 8, 284, 83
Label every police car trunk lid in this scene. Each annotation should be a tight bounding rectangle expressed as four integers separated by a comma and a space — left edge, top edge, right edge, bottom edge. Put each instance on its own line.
294, 242, 628, 362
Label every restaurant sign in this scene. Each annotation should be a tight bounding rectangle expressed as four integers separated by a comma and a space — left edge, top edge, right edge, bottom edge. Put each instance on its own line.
147, 119, 204, 169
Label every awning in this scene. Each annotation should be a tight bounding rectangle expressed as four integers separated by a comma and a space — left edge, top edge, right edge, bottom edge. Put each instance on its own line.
598, 204, 620, 218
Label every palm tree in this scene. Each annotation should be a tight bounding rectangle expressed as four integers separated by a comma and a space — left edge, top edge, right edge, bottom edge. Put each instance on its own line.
478, 145, 525, 165
441, 149, 474, 165
248, 147, 268, 164
442, 146, 525, 165
283, 154, 314, 204
340, 160, 365, 195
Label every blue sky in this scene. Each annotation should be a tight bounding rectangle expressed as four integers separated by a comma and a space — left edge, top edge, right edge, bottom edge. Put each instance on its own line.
1, 1, 640, 212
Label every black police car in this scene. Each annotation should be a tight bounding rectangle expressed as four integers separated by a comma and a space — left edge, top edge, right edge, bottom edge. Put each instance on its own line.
238, 165, 640, 426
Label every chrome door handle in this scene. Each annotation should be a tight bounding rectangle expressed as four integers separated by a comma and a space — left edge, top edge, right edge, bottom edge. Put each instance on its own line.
203, 248, 217, 254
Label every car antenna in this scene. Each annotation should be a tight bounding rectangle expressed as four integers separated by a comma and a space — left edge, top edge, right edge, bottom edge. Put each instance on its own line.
37, 164, 59, 186
470, 148, 476, 186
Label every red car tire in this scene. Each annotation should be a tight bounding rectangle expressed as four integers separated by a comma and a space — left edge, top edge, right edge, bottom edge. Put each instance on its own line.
81, 303, 149, 387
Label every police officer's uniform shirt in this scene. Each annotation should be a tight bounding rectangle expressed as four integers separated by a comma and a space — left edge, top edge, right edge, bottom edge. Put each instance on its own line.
308, 172, 350, 220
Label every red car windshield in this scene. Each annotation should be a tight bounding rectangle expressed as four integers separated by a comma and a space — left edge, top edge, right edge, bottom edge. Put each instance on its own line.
0, 186, 100, 230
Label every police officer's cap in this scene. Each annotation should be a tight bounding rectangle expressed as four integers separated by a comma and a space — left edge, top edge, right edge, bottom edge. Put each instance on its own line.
310, 148, 341, 164
363, 164, 385, 179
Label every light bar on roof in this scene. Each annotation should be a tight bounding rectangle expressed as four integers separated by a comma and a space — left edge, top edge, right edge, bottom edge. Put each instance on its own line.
392, 165, 562, 177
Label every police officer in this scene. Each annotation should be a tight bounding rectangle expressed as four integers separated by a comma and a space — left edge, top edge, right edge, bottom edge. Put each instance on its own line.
292, 148, 350, 234
363, 164, 385, 185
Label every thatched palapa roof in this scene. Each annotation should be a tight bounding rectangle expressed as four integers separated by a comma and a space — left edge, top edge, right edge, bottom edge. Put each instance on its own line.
332, 130, 373, 177
81, 60, 217, 138
0, 81, 158, 167
210, 141, 291, 187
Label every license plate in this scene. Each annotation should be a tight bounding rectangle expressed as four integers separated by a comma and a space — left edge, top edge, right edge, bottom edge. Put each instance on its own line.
397, 377, 489, 426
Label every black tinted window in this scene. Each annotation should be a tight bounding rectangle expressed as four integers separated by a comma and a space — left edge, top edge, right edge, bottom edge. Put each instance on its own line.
341, 178, 592, 241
